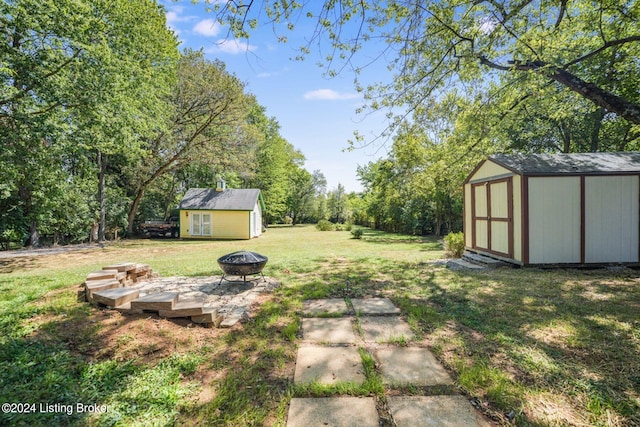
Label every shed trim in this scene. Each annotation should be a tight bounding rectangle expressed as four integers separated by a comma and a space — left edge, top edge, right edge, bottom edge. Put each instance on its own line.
580, 176, 586, 264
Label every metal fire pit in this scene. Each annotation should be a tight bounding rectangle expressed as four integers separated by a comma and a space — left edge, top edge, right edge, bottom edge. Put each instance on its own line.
217, 251, 268, 285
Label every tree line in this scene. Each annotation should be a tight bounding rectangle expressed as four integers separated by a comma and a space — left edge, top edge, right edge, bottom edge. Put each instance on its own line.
0, 0, 327, 248
208, 0, 640, 237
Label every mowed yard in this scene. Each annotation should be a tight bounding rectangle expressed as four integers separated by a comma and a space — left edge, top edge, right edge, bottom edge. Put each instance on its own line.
0, 225, 638, 426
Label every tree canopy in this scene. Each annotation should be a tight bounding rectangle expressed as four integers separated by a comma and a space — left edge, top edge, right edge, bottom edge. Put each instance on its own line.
213, 0, 640, 132
0, 1, 323, 248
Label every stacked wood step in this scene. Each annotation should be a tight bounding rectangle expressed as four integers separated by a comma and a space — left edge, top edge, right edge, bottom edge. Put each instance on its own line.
84, 263, 220, 325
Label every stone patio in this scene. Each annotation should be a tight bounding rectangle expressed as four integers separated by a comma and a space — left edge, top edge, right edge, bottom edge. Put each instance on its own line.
287, 298, 492, 426
85, 264, 280, 327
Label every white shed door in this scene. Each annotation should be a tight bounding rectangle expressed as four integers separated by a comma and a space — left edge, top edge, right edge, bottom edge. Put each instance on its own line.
585, 176, 639, 263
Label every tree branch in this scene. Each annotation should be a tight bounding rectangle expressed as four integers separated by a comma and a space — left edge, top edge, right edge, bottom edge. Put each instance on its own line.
479, 57, 640, 124
564, 35, 640, 67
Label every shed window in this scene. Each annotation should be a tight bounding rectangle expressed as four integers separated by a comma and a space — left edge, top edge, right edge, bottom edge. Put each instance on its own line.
191, 213, 212, 236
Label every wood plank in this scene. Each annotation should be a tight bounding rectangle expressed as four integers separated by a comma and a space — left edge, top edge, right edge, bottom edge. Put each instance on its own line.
191, 307, 223, 326
158, 300, 204, 318
102, 263, 136, 272
130, 292, 179, 311
92, 288, 140, 307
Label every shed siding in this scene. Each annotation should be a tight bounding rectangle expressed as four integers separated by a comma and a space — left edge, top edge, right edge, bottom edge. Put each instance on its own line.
469, 160, 513, 182
585, 176, 639, 263
529, 177, 581, 264
179, 210, 250, 239
179, 210, 189, 237
249, 201, 263, 238
512, 175, 522, 262
213, 211, 250, 239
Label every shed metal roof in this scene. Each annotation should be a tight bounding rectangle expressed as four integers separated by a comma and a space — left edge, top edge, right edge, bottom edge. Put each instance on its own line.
179, 188, 262, 211
489, 152, 640, 175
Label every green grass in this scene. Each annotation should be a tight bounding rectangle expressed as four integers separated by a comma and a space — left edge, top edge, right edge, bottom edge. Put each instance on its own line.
1, 225, 639, 426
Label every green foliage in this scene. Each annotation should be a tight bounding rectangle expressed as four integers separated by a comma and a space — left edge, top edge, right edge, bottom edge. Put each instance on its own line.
443, 231, 465, 258
124, 49, 254, 233
351, 228, 363, 239
315, 219, 334, 231
1, 0, 179, 246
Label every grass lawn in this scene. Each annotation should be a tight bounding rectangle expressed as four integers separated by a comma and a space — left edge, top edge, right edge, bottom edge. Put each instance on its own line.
0, 225, 638, 426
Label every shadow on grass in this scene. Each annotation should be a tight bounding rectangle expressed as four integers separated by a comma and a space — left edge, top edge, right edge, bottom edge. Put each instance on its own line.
2, 252, 639, 426
402, 267, 640, 425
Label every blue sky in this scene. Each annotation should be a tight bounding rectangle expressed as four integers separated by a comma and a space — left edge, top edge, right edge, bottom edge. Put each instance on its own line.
159, 1, 396, 192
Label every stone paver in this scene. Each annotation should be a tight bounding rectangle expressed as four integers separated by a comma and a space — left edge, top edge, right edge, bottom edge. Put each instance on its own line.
388, 396, 491, 427
375, 347, 453, 386
287, 397, 378, 427
351, 297, 401, 315
289, 297, 491, 427
302, 317, 356, 343
360, 316, 413, 343
303, 298, 348, 316
294, 345, 365, 384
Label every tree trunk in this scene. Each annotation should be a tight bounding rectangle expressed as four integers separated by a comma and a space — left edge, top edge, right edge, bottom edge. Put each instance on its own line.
97, 150, 107, 242
28, 220, 40, 248
127, 188, 145, 235
589, 108, 605, 152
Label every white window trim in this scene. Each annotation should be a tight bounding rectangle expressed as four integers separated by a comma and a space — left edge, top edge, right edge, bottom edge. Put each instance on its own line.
190, 212, 212, 236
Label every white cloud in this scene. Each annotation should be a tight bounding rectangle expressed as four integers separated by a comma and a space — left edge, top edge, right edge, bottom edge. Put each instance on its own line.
193, 19, 222, 37
304, 89, 362, 101
205, 39, 257, 55
257, 67, 290, 78
163, 4, 197, 36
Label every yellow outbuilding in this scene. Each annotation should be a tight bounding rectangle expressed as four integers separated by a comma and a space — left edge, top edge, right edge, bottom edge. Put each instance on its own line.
178, 183, 265, 240
463, 152, 640, 266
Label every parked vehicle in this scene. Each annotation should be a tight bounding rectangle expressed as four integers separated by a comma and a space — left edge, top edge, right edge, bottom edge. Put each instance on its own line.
139, 217, 179, 238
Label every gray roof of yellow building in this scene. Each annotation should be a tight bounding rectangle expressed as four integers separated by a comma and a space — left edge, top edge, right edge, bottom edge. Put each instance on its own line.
179, 188, 262, 211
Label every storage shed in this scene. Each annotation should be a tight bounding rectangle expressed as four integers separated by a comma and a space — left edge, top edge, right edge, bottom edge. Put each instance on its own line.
463, 152, 640, 266
179, 182, 265, 240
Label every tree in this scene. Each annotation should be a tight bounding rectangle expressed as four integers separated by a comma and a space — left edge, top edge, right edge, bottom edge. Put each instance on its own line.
124, 49, 253, 234
212, 1, 640, 130
0, 0, 179, 245
327, 184, 350, 224
246, 104, 303, 223
287, 169, 326, 225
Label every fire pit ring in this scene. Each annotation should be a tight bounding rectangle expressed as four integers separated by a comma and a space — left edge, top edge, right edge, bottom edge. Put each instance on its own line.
217, 251, 268, 285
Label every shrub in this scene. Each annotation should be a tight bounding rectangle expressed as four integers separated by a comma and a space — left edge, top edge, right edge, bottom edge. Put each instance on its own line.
351, 228, 363, 239
444, 231, 465, 258
316, 219, 335, 231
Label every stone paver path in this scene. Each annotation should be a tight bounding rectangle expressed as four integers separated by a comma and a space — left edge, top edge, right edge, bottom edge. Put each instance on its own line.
286, 297, 493, 426
375, 347, 453, 386
287, 397, 378, 427
301, 317, 356, 343
294, 346, 365, 384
